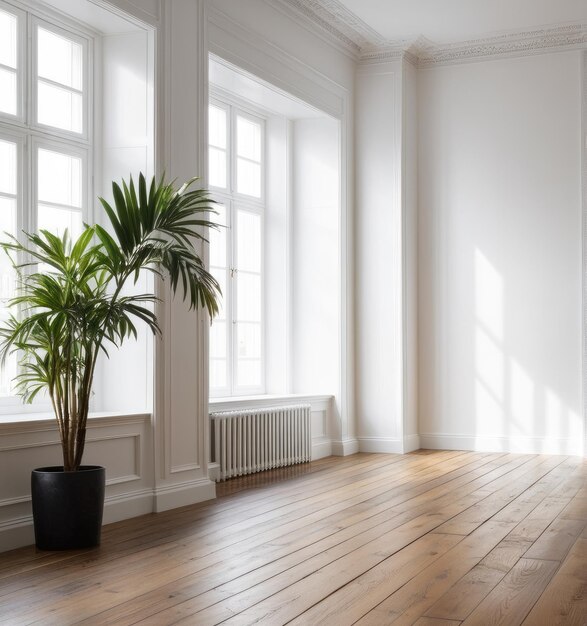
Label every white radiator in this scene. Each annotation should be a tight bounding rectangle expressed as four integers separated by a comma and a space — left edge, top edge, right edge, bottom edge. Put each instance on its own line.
210, 404, 312, 481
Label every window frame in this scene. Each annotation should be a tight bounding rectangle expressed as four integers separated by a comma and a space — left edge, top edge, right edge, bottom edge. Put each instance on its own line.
209, 95, 266, 398
30, 14, 90, 142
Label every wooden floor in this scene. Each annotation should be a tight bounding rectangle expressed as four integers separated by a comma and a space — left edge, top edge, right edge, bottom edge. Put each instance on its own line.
1, 450, 586, 625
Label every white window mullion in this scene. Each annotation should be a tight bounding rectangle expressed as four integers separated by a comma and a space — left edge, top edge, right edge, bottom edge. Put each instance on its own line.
230, 200, 237, 396
209, 196, 231, 398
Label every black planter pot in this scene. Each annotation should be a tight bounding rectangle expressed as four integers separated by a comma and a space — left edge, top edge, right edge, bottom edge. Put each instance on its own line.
31, 465, 106, 550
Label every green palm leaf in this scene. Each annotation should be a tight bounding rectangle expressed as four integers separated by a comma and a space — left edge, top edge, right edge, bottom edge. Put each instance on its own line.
0, 174, 221, 471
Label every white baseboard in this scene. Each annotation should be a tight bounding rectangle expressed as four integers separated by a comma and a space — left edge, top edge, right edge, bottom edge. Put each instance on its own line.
208, 462, 220, 482
331, 438, 360, 456
419, 433, 583, 456
0, 515, 34, 553
358, 437, 403, 453
154, 477, 216, 512
102, 488, 154, 524
312, 439, 332, 460
403, 434, 421, 453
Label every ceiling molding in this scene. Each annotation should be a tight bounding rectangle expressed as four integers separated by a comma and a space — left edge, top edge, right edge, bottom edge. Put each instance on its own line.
418, 23, 587, 67
279, 0, 587, 66
278, 0, 386, 54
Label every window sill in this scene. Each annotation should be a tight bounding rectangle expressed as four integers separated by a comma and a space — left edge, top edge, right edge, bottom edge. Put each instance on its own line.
209, 393, 332, 413
0, 410, 151, 430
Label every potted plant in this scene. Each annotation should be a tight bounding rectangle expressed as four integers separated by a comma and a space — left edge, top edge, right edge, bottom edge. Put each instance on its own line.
0, 174, 220, 550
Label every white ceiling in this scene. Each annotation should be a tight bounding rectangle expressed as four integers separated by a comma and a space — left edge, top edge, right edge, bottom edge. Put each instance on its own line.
336, 0, 587, 45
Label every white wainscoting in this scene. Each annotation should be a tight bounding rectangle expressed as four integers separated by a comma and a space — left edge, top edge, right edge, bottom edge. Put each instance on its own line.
0, 413, 152, 552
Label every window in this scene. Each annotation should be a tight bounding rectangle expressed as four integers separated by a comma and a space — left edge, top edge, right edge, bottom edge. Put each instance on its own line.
209, 100, 264, 396
0, 1, 91, 401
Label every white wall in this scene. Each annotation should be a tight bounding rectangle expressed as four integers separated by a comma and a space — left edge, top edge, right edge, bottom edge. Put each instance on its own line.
402, 58, 419, 451
291, 117, 340, 418
95, 30, 154, 414
355, 59, 405, 452
418, 51, 583, 455
265, 114, 290, 394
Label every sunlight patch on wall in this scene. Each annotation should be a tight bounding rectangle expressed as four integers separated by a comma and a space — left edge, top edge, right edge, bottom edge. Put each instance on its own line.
475, 249, 503, 341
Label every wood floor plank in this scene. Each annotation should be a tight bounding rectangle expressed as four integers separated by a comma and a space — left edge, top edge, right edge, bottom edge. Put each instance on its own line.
423, 462, 585, 623
301, 520, 516, 626
214, 533, 465, 626
350, 458, 575, 626
460, 558, 559, 625
522, 537, 587, 625
0, 451, 584, 626
414, 617, 461, 626
523, 518, 585, 561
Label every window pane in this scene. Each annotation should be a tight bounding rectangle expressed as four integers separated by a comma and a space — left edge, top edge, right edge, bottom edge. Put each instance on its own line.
0, 139, 17, 195
0, 67, 17, 116
236, 158, 261, 198
0, 196, 16, 239
237, 210, 261, 273
37, 27, 82, 90
211, 267, 227, 319
0, 348, 16, 396
0, 9, 17, 68
209, 147, 227, 189
0, 193, 17, 397
38, 148, 82, 207
237, 116, 261, 162
38, 204, 82, 239
210, 321, 227, 359
237, 360, 261, 388
37, 81, 82, 133
237, 273, 261, 322
210, 359, 227, 390
237, 322, 260, 358
209, 105, 226, 149
0, 197, 16, 297
209, 204, 227, 268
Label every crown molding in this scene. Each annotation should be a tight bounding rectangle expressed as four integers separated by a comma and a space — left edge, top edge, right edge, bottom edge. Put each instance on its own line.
417, 24, 587, 67
277, 0, 385, 55
278, 0, 587, 66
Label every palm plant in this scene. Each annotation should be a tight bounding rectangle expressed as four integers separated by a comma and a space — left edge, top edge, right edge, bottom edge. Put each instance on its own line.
0, 174, 220, 471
